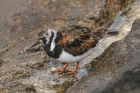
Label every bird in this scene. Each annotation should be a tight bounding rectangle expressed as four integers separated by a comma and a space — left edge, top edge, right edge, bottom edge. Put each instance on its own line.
30, 20, 117, 76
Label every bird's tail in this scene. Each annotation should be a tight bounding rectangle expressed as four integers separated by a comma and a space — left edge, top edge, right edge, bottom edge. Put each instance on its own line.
93, 20, 115, 38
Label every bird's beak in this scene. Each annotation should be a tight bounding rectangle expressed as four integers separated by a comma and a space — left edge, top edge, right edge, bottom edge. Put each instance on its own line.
31, 41, 41, 48
31, 39, 42, 48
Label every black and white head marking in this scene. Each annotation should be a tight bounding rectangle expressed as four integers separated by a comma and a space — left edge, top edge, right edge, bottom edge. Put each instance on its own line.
49, 29, 57, 51
40, 29, 57, 51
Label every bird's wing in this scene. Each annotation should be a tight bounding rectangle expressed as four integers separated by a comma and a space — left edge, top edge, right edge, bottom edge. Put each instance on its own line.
58, 20, 113, 56
58, 25, 97, 56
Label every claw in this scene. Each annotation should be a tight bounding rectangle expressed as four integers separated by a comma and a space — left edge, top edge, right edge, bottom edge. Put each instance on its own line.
52, 62, 69, 74
52, 62, 79, 76
67, 62, 79, 76
67, 70, 77, 76
53, 67, 65, 74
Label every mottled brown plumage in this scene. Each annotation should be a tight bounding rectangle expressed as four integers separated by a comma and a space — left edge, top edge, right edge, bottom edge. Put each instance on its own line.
58, 20, 113, 56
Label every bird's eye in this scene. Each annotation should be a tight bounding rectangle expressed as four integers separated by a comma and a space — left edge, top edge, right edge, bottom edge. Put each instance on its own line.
41, 37, 46, 40
46, 33, 48, 35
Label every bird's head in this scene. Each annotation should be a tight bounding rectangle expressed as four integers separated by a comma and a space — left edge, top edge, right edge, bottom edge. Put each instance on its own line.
31, 29, 56, 48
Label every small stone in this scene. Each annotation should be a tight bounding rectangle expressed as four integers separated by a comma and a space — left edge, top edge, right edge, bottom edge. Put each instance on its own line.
51, 67, 56, 72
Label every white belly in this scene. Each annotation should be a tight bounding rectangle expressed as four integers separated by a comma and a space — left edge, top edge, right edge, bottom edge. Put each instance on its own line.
57, 48, 95, 63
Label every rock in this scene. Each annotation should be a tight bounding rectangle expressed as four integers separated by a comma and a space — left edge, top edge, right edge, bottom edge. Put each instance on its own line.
67, 18, 140, 93
0, 0, 133, 93
95, 18, 140, 93
96, 54, 140, 93
0, 81, 37, 93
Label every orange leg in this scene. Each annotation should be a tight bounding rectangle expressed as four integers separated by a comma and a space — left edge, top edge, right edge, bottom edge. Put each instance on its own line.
67, 62, 79, 76
53, 62, 69, 74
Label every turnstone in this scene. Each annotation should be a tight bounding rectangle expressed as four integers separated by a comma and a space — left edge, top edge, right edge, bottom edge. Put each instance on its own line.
31, 20, 116, 75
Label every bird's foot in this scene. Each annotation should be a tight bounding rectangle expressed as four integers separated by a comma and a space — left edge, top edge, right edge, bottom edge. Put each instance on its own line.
67, 70, 77, 76
52, 62, 69, 74
66, 62, 79, 76
52, 67, 65, 74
